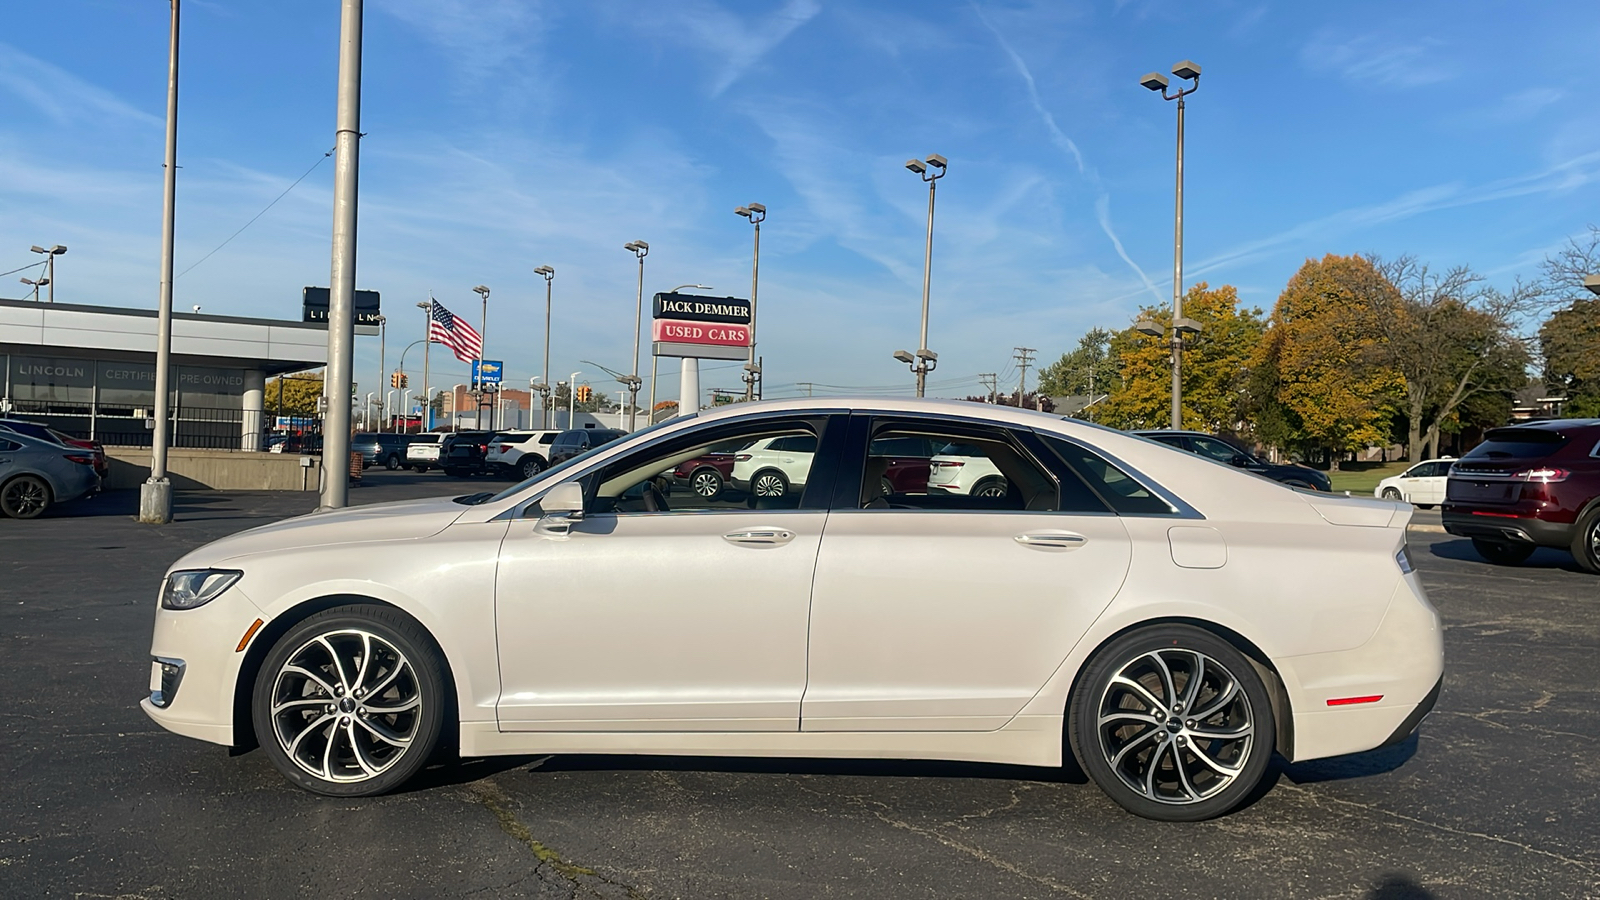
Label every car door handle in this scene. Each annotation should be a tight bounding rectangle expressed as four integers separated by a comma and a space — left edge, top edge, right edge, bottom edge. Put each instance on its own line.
1014, 532, 1087, 550
724, 529, 796, 545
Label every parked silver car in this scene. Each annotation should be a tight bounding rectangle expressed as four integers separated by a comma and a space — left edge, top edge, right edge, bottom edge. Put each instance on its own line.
0, 429, 100, 518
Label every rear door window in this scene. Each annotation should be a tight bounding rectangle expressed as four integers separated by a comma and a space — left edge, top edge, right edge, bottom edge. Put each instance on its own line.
1463, 429, 1569, 460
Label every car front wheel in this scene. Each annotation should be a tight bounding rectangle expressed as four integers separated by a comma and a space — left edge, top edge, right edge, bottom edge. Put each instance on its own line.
252, 604, 447, 797
1069, 625, 1274, 821
1, 475, 52, 519
692, 468, 724, 499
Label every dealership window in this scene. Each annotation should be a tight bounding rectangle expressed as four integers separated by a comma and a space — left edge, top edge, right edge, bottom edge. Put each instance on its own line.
588, 421, 825, 515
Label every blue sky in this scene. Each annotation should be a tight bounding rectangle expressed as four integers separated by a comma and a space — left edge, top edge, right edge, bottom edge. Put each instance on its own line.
3, 1, 1598, 404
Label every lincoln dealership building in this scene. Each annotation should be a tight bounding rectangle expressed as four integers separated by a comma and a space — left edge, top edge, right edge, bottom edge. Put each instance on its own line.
0, 299, 326, 450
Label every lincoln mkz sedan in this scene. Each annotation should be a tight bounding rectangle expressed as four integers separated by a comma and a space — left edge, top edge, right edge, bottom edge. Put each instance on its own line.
143, 399, 1442, 821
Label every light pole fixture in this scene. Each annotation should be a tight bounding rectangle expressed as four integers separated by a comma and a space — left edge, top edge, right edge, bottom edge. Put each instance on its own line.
735, 203, 766, 401
623, 241, 649, 430
1584, 274, 1600, 296
19, 276, 48, 302
472, 284, 490, 429
900, 154, 946, 397
1141, 59, 1203, 429
533, 264, 555, 429
29, 245, 66, 303
415, 300, 433, 431
374, 313, 387, 431
568, 370, 582, 430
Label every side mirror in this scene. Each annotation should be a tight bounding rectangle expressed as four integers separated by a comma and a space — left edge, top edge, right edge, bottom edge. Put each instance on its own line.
542, 481, 585, 518
1229, 454, 1251, 468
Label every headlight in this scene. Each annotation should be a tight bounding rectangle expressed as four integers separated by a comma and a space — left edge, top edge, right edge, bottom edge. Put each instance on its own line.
161, 569, 243, 610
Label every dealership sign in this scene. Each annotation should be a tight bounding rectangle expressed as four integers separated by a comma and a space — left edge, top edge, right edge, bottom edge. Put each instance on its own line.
651, 292, 751, 361
302, 286, 382, 335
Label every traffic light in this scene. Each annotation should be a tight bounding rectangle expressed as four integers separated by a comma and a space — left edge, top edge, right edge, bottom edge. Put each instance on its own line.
390, 372, 408, 389
574, 384, 593, 403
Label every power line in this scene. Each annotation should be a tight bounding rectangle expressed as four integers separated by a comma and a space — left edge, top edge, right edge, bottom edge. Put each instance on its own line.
176, 145, 336, 281
0, 260, 47, 279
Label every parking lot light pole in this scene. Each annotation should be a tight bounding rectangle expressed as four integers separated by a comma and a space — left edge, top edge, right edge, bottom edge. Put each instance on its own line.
374, 313, 386, 432
568, 371, 581, 429
623, 242, 648, 431
899, 155, 945, 398
140, 0, 181, 524
1140, 60, 1202, 429
416, 300, 431, 430
533, 265, 555, 429
472, 284, 490, 430
735, 204, 766, 401
29, 245, 66, 303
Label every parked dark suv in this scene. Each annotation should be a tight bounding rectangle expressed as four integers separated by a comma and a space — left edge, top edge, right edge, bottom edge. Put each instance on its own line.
1135, 430, 1333, 492
548, 427, 627, 466
1442, 419, 1600, 572
441, 431, 495, 477
352, 432, 413, 470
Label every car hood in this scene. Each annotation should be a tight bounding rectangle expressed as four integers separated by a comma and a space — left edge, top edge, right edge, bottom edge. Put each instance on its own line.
170, 496, 470, 569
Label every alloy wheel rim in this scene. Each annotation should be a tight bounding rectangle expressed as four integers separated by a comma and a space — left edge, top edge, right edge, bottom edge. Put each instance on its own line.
693, 472, 720, 497
270, 629, 422, 783
754, 474, 784, 497
1097, 648, 1254, 805
975, 482, 1006, 498
5, 480, 45, 515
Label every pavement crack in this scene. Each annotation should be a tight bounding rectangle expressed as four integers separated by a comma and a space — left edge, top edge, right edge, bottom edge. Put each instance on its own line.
467, 779, 646, 899
1280, 784, 1600, 874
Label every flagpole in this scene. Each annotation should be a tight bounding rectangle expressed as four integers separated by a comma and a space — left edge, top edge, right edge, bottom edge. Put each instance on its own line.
420, 296, 431, 432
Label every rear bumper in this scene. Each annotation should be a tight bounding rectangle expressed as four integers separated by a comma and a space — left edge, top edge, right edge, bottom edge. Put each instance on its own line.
1442, 510, 1574, 548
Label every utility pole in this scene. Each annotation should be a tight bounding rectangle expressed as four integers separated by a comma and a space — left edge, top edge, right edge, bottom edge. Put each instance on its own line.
978, 372, 997, 404
1013, 348, 1035, 407
796, 381, 814, 397
139, 0, 181, 524
735, 203, 766, 401
622, 241, 648, 430
317, 0, 364, 511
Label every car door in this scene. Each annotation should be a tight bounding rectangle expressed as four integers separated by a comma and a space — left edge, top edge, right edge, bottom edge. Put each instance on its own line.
803, 416, 1133, 732
1414, 462, 1446, 504
494, 413, 845, 732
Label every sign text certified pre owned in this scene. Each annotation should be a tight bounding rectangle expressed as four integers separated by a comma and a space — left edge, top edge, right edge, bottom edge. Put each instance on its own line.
652, 320, 750, 346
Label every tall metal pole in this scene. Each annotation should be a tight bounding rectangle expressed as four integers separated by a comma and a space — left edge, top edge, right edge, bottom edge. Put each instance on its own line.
418, 300, 431, 431
318, 0, 363, 510
46, 255, 56, 304
375, 314, 385, 432
139, 0, 180, 524
625, 243, 647, 431
1171, 93, 1185, 429
480, 292, 488, 430
541, 270, 553, 429
737, 204, 765, 401
917, 177, 937, 398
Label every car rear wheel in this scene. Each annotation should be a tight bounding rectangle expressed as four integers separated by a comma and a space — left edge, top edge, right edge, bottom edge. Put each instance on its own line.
1, 475, 52, 519
1069, 624, 1274, 822
385, 454, 401, 471
1570, 508, 1600, 574
252, 604, 447, 797
751, 470, 788, 498
520, 456, 546, 480
972, 477, 1007, 498
691, 468, 724, 499
1471, 538, 1535, 566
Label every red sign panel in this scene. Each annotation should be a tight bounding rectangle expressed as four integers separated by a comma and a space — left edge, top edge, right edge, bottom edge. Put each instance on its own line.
652, 319, 750, 347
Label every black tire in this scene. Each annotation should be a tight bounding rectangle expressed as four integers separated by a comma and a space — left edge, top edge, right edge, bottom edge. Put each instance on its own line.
1069, 624, 1275, 822
1381, 488, 1402, 501
972, 477, 1007, 498
1472, 538, 1535, 566
750, 469, 788, 499
519, 455, 546, 480
691, 468, 724, 499
0, 475, 52, 519
385, 454, 401, 471
1569, 507, 1600, 574
252, 604, 448, 797
880, 477, 894, 498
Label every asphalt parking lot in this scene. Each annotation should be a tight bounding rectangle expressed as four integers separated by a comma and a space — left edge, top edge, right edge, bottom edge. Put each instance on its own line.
3, 474, 1597, 899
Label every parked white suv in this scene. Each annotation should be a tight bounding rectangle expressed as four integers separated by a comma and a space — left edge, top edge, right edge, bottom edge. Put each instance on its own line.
1374, 457, 1454, 508
405, 433, 445, 472
927, 442, 1008, 496
485, 430, 561, 479
730, 433, 816, 498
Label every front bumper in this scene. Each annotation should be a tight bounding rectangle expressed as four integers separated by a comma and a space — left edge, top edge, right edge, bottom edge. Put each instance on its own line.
141, 582, 268, 747
1442, 510, 1574, 548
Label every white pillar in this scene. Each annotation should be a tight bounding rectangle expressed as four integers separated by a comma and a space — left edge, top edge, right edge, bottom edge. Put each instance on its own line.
678, 358, 699, 417
241, 369, 265, 450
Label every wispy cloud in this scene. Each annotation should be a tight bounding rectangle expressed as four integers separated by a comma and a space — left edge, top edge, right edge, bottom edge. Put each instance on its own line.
379, 0, 546, 84
970, 5, 1164, 304
621, 0, 822, 97
0, 42, 161, 128
1301, 31, 1454, 89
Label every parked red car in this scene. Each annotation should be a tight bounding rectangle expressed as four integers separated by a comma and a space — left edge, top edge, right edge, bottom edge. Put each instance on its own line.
1442, 418, 1600, 573
868, 435, 941, 496
670, 440, 750, 499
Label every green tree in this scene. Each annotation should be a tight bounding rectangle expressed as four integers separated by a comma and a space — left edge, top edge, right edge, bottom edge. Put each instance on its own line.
1038, 328, 1118, 405
1100, 283, 1264, 433
1537, 226, 1600, 417
265, 373, 324, 417
1252, 255, 1401, 470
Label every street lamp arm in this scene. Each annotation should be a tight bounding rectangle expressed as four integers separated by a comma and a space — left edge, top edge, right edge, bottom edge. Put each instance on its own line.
395, 339, 426, 372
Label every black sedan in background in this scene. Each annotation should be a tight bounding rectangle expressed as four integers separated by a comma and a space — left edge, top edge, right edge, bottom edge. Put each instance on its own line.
1135, 429, 1332, 491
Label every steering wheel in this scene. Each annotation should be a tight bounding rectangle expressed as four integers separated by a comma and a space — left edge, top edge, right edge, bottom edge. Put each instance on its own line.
642, 483, 670, 512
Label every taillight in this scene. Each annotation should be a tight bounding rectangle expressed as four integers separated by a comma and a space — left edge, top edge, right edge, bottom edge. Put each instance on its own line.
1514, 467, 1569, 482
64, 454, 95, 466
932, 461, 964, 469
735, 454, 752, 461
498, 445, 510, 452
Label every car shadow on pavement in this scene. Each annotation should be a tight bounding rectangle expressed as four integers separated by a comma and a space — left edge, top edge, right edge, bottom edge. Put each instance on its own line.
482, 753, 1091, 785
1276, 732, 1419, 785
1425, 538, 1588, 573
1367, 873, 1436, 899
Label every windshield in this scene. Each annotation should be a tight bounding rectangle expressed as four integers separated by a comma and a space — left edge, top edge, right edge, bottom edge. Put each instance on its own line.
1463, 428, 1569, 460
486, 416, 690, 503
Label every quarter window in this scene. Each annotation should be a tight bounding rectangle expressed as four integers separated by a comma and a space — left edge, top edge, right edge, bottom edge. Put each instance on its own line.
1042, 436, 1175, 515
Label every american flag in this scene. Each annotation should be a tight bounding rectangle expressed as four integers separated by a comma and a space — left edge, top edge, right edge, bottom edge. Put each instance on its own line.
427, 298, 482, 363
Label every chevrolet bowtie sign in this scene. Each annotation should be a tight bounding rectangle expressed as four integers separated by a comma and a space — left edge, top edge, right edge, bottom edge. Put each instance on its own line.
651, 292, 752, 360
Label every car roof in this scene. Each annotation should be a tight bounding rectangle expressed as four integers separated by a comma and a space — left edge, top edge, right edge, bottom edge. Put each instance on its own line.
1491, 419, 1600, 434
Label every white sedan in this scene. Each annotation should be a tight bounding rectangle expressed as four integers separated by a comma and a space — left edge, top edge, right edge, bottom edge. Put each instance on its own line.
1374, 458, 1454, 508
142, 399, 1442, 821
